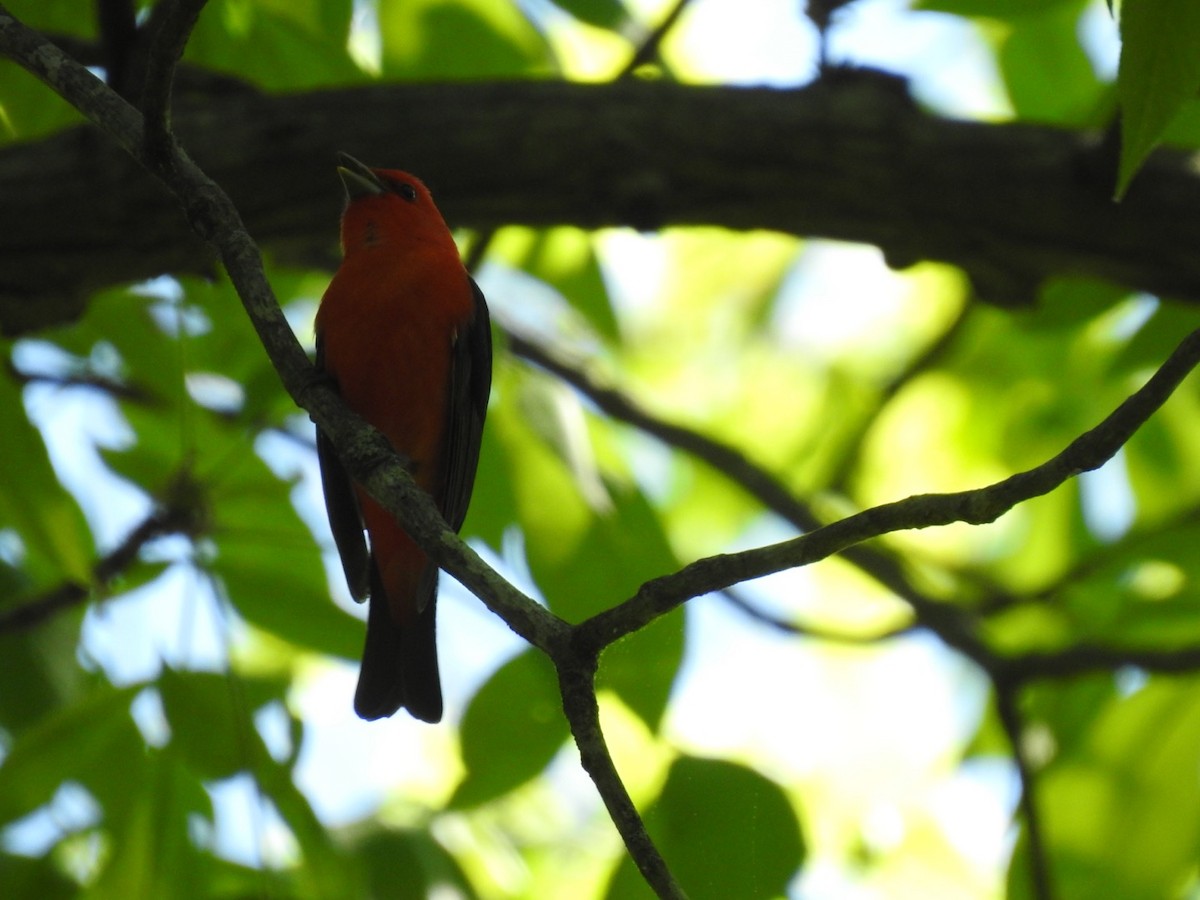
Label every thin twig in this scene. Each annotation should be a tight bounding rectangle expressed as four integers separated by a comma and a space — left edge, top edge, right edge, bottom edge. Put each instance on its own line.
95, 0, 138, 95
976, 505, 1200, 618
995, 684, 1053, 900
508, 332, 989, 660
0, 505, 190, 633
718, 588, 914, 643
1004, 642, 1200, 681
618, 0, 694, 77
556, 655, 688, 900
6, 358, 157, 404
825, 302, 972, 491
140, 0, 208, 146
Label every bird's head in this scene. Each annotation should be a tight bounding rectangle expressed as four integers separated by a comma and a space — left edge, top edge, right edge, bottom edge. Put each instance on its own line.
336, 152, 452, 255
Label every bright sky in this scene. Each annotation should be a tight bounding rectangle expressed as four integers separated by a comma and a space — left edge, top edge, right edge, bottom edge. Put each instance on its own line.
5, 1, 1124, 896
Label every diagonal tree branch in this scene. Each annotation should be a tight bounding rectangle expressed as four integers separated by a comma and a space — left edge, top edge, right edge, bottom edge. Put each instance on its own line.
508, 331, 988, 659
718, 587, 914, 642
139, 0, 209, 144
0, 5, 562, 657
0, 9, 679, 893
0, 496, 197, 633
556, 653, 688, 900
620, 0, 694, 76
509, 332, 945, 579
575, 324, 1200, 650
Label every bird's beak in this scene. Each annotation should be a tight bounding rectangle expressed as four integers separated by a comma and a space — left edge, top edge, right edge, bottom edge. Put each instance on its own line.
336, 152, 386, 200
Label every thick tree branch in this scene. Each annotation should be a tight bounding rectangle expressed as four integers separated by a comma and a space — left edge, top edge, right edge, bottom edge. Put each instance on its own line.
4, 68, 1200, 332
459, 0, 696, 272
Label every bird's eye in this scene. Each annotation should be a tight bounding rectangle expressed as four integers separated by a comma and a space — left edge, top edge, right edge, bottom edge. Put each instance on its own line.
396, 182, 418, 202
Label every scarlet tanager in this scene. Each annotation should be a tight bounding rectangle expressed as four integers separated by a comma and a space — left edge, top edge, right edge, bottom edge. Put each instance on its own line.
315, 153, 491, 723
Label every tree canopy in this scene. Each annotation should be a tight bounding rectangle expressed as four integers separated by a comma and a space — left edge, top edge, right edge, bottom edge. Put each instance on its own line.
3, 0, 1200, 898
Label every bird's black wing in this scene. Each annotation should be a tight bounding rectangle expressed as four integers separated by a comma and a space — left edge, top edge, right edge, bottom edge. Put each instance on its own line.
437, 276, 492, 531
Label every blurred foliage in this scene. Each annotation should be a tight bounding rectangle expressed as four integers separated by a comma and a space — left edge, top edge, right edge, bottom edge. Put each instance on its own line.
2, 0, 1200, 898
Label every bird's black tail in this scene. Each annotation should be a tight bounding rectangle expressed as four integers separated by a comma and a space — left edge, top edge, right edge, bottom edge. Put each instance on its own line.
354, 562, 442, 723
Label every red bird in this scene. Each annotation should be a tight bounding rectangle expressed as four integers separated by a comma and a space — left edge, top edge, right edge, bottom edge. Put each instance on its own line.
315, 153, 491, 722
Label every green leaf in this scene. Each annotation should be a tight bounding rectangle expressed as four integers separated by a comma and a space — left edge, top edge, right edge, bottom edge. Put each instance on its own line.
585, 491, 684, 730
157, 663, 356, 896
1016, 675, 1118, 768
0, 683, 143, 826
517, 228, 621, 343
489, 366, 685, 727
495, 371, 660, 624
205, 449, 363, 659
1010, 678, 1200, 898
0, 852, 77, 900
1032, 277, 1132, 331
547, 0, 629, 30
916, 0, 1080, 13
0, 617, 89, 730
1110, 301, 1200, 374
358, 829, 476, 900
0, 367, 93, 587
254, 759, 361, 898
450, 651, 568, 809
89, 751, 210, 900
257, 0, 355, 40
997, 1, 1102, 125
379, 0, 554, 79
185, 0, 364, 88
158, 668, 262, 780
46, 287, 184, 410
1051, 520, 1200, 646
0, 0, 98, 139
1124, 389, 1200, 524
605, 756, 805, 900
459, 412, 519, 552
176, 275, 291, 423
1115, 0, 1200, 196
